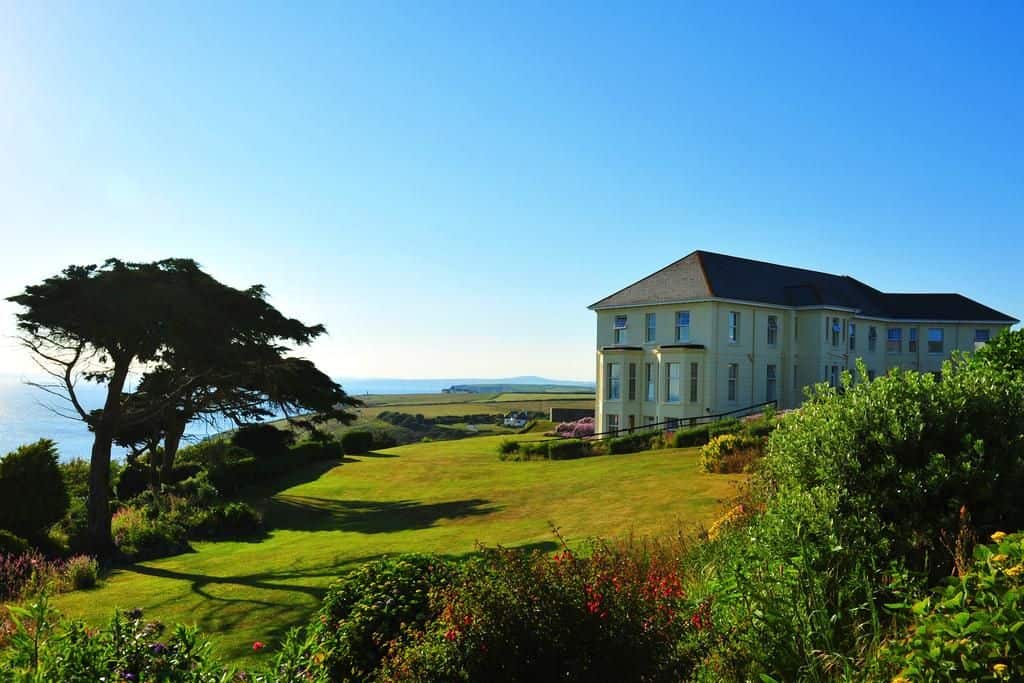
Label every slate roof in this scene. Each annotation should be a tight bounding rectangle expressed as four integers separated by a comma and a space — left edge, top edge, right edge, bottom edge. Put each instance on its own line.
589, 251, 1017, 323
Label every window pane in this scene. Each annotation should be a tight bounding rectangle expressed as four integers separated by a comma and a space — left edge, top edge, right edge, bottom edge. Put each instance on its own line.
645, 313, 656, 342
975, 329, 990, 343
614, 315, 627, 329
689, 362, 698, 402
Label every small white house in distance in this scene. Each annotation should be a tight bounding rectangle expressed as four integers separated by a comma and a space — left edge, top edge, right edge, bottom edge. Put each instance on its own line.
503, 411, 529, 428
589, 250, 1018, 434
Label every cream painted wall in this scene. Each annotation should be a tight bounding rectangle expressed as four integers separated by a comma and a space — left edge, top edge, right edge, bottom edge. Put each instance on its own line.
594, 303, 1010, 432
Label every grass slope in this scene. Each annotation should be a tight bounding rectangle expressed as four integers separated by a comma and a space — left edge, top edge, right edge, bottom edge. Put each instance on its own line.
54, 436, 742, 668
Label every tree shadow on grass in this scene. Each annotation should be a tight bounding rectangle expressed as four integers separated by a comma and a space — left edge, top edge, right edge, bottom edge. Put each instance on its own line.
265, 496, 500, 533
350, 450, 399, 458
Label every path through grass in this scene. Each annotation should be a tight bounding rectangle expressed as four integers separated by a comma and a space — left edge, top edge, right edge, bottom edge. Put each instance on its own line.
54, 435, 743, 667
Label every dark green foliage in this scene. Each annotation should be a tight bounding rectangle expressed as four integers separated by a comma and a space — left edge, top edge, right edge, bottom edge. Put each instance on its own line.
178, 440, 257, 496
0, 529, 30, 555
742, 417, 779, 439
546, 438, 592, 460
497, 439, 520, 455
871, 531, 1024, 680
0, 439, 69, 541
111, 507, 189, 562
290, 439, 343, 462
973, 327, 1024, 374
606, 430, 659, 455
707, 418, 742, 438
0, 599, 238, 681
671, 425, 710, 448
189, 502, 264, 540
232, 423, 295, 460
300, 555, 455, 682
340, 430, 374, 455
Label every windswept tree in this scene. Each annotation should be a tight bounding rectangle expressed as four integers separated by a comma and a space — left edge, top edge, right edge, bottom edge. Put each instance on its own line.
117, 354, 360, 485
7, 258, 355, 554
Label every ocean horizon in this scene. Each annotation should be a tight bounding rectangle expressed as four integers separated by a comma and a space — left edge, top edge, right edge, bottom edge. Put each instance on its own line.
0, 374, 593, 460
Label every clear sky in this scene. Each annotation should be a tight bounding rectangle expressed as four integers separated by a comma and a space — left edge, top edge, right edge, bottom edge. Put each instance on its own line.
1, 2, 1021, 382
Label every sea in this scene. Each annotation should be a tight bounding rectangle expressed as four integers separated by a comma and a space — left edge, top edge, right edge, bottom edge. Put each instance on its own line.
0, 374, 589, 461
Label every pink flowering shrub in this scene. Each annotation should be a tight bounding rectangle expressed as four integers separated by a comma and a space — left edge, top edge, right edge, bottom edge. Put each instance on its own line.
555, 417, 596, 438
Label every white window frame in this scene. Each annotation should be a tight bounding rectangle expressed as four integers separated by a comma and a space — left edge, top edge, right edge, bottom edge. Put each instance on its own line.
927, 328, 944, 354
627, 362, 637, 400
613, 315, 628, 345
887, 327, 902, 353
868, 326, 877, 352
908, 328, 918, 353
831, 317, 841, 347
727, 363, 738, 401
645, 363, 655, 401
645, 313, 656, 343
689, 362, 699, 403
848, 323, 856, 351
665, 362, 681, 403
728, 311, 739, 343
675, 311, 690, 342
767, 316, 778, 346
766, 364, 777, 402
606, 413, 619, 433
607, 363, 621, 400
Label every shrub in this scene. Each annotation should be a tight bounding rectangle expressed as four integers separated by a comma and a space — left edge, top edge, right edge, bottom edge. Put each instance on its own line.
232, 423, 295, 459
743, 416, 779, 439
873, 530, 1024, 680
290, 439, 343, 461
707, 417, 742, 438
761, 359, 1024, 579
0, 529, 29, 555
189, 502, 264, 540
672, 424, 711, 448
547, 438, 591, 460
111, 506, 189, 562
381, 543, 708, 682
298, 554, 455, 682
497, 439, 520, 456
607, 430, 659, 455
0, 600, 237, 682
178, 440, 257, 496
0, 439, 69, 541
61, 555, 98, 591
340, 430, 375, 455
699, 433, 763, 473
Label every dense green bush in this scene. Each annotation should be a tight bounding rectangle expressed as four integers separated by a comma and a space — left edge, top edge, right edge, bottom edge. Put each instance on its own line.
0, 529, 30, 555
290, 439, 343, 462
607, 430, 659, 455
62, 555, 99, 590
232, 423, 296, 459
742, 416, 779, 439
762, 360, 1024, 578
381, 543, 706, 682
295, 554, 454, 682
0, 439, 69, 542
873, 530, 1024, 681
111, 506, 189, 562
189, 502, 264, 540
707, 418, 742, 438
547, 438, 592, 460
698, 433, 763, 473
340, 430, 375, 455
672, 424, 711, 448
497, 439, 520, 455
179, 440, 258, 495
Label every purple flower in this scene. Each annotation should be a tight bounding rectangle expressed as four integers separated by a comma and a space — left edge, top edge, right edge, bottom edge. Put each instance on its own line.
150, 642, 167, 655
122, 671, 138, 682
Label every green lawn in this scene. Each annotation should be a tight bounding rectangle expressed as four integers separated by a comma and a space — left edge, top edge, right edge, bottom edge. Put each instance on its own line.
53, 436, 743, 668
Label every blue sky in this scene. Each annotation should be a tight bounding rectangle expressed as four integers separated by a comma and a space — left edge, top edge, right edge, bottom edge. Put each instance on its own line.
1, 2, 1021, 381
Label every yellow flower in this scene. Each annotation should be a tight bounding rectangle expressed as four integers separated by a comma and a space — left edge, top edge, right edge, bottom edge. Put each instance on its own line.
892, 677, 911, 683
992, 531, 1008, 542
992, 553, 1009, 564
993, 662, 1009, 678
1005, 563, 1024, 578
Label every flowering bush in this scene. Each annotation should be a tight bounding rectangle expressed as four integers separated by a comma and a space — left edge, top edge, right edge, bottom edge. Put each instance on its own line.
555, 417, 595, 438
381, 541, 712, 682
873, 531, 1024, 681
0, 598, 237, 682
111, 506, 189, 562
698, 433, 763, 473
0, 551, 101, 601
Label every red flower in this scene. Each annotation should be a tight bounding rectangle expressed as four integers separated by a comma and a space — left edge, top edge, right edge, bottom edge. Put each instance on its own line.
445, 628, 458, 641
252, 641, 265, 651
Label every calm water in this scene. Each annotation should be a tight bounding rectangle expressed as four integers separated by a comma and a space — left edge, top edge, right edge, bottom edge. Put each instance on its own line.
0, 375, 588, 460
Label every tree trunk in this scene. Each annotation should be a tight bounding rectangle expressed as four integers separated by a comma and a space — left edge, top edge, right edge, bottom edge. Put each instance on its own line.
160, 421, 186, 485
87, 361, 130, 556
